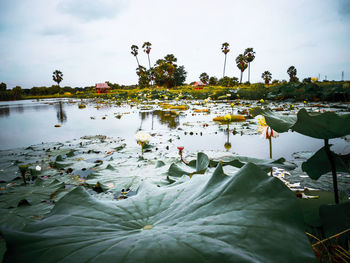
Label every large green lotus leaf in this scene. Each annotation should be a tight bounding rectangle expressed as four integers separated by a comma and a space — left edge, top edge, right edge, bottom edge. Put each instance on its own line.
0, 179, 64, 209
251, 107, 350, 139
168, 152, 210, 179
301, 146, 350, 180
0, 203, 54, 230
250, 107, 297, 133
298, 190, 349, 228
210, 155, 296, 172
319, 202, 350, 238
1, 163, 317, 263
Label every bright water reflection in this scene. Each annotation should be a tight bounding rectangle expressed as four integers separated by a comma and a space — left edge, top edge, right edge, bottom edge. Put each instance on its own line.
0, 99, 349, 161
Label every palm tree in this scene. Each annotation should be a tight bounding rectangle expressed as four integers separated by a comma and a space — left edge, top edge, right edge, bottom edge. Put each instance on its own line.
164, 54, 177, 64
287, 66, 298, 82
52, 70, 63, 87
221, 42, 230, 78
236, 54, 247, 84
142, 42, 153, 85
244, 48, 255, 83
131, 45, 140, 67
261, 71, 272, 84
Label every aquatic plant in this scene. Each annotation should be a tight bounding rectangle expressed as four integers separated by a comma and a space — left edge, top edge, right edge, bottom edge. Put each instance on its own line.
251, 107, 350, 204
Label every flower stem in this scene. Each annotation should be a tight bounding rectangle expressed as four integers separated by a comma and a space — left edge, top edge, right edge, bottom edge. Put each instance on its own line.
20, 170, 26, 185
269, 137, 273, 176
324, 139, 339, 204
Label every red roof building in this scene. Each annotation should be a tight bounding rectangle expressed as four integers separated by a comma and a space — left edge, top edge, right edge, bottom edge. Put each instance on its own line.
192, 81, 207, 89
95, 83, 111, 94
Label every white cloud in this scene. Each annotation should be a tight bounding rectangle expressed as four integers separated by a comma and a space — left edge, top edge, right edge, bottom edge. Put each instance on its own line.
0, 0, 349, 88
58, 0, 128, 21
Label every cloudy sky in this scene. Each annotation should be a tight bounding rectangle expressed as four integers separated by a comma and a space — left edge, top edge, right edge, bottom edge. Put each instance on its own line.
0, 0, 349, 89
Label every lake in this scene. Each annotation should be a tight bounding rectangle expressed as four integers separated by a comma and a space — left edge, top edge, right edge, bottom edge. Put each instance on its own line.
0, 98, 349, 162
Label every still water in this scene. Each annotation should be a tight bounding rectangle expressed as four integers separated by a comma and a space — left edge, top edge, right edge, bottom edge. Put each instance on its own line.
0, 99, 349, 161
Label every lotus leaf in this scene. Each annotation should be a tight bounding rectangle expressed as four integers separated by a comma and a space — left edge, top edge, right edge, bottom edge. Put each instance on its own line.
168, 152, 209, 179
0, 179, 64, 209
320, 202, 350, 238
1, 163, 317, 263
301, 146, 350, 180
251, 107, 350, 139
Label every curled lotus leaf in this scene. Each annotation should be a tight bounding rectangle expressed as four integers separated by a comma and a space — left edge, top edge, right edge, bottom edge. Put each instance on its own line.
301, 146, 350, 180
1, 163, 316, 263
251, 107, 350, 139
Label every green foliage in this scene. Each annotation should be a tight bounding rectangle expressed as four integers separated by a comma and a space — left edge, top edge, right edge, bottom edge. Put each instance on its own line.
0, 82, 6, 91
237, 83, 269, 99
218, 76, 238, 87
287, 66, 298, 82
262, 71, 272, 84
173, 65, 187, 86
199, 72, 209, 84
52, 70, 63, 86
1, 163, 317, 263
136, 65, 150, 88
208, 76, 218, 85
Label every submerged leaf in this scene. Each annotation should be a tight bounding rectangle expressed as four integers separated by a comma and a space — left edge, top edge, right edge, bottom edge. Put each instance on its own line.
1, 163, 316, 263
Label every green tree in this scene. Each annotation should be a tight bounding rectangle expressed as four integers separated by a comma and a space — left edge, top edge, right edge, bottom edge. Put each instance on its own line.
209, 76, 218, 85
174, 65, 187, 86
221, 42, 230, 78
287, 66, 298, 82
154, 54, 178, 89
0, 82, 6, 91
261, 71, 272, 84
131, 45, 140, 67
199, 72, 209, 84
12, 86, 22, 99
52, 70, 63, 87
236, 54, 248, 84
136, 66, 150, 89
244, 48, 256, 83
142, 42, 153, 85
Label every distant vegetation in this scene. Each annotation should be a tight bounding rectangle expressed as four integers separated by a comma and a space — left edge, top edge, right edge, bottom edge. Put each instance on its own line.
0, 80, 349, 102
0, 43, 348, 102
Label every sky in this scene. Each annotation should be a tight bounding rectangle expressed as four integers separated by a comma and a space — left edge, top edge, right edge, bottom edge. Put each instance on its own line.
0, 0, 349, 89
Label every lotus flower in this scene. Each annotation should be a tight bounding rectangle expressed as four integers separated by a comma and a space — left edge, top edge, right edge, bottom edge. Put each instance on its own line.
135, 131, 150, 155
224, 114, 231, 122
257, 116, 278, 161
257, 116, 279, 139
35, 165, 41, 172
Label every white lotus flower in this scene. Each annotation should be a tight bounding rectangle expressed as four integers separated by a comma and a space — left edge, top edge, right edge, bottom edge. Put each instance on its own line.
135, 131, 150, 144
35, 165, 41, 171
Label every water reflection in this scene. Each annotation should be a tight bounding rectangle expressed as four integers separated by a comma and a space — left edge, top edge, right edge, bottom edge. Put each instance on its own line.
224, 126, 231, 151
11, 105, 24, 113
56, 101, 67, 123
139, 110, 181, 129
0, 106, 10, 117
